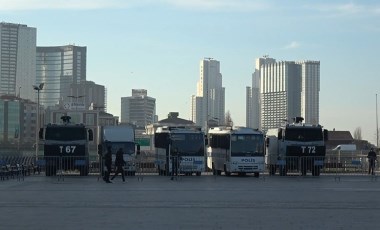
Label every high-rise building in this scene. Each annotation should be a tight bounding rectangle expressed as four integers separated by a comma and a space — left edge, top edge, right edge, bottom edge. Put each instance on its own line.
120, 89, 156, 127
69, 81, 106, 112
191, 58, 225, 130
299, 61, 320, 124
256, 59, 320, 132
0, 22, 36, 101
261, 61, 301, 131
36, 45, 87, 108
246, 57, 276, 129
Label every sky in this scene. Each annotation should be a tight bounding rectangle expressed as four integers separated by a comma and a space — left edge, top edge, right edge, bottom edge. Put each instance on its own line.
1, 0, 380, 144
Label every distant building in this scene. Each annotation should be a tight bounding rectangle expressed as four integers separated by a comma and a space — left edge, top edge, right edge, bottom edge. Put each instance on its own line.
191, 58, 225, 130
120, 89, 156, 128
0, 22, 37, 101
0, 95, 39, 148
36, 45, 87, 108
299, 61, 320, 124
246, 57, 276, 129
326, 130, 354, 150
260, 61, 302, 131
246, 57, 320, 132
69, 81, 106, 112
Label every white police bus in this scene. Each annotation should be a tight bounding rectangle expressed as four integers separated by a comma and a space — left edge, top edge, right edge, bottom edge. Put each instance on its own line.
155, 126, 206, 176
207, 126, 265, 177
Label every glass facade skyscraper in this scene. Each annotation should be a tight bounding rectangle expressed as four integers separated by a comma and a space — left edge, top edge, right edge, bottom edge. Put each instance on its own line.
36, 45, 87, 108
0, 22, 36, 101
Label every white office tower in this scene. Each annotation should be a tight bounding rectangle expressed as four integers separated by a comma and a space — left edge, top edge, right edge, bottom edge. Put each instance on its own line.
36, 45, 87, 108
0, 22, 36, 101
298, 61, 320, 125
121, 89, 156, 127
191, 58, 225, 130
246, 57, 276, 129
260, 61, 302, 132
258, 58, 320, 131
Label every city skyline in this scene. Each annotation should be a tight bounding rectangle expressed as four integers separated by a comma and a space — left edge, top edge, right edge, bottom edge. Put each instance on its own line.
1, 0, 380, 144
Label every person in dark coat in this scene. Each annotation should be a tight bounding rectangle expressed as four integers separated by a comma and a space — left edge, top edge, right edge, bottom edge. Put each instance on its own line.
171, 148, 179, 180
367, 148, 377, 175
103, 146, 112, 183
111, 148, 126, 182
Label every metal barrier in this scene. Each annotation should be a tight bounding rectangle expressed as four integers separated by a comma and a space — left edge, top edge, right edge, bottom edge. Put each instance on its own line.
0, 154, 378, 182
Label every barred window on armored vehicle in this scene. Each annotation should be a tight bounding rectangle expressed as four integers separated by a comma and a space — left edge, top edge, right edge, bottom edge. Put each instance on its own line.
45, 127, 86, 141
284, 128, 323, 142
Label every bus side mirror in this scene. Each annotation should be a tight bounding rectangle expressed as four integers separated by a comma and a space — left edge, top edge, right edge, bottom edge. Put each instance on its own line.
323, 129, 328, 141
39, 128, 43, 139
88, 129, 94, 141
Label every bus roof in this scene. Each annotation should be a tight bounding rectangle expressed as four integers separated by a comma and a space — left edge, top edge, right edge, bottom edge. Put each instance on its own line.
208, 126, 263, 135
155, 126, 203, 134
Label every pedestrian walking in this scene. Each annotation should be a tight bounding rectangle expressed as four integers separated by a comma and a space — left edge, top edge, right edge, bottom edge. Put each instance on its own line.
367, 148, 377, 175
171, 148, 180, 180
111, 148, 126, 182
103, 146, 112, 183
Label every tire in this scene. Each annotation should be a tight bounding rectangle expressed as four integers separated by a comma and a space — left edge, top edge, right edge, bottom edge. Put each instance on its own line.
224, 165, 231, 176
279, 166, 287, 176
46, 164, 56, 176
79, 166, 89, 176
196, 172, 201, 176
312, 166, 320, 176
269, 165, 276, 175
254, 172, 260, 178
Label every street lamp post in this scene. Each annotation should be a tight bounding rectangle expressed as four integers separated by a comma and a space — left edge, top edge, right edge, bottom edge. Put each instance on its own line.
376, 94, 378, 148
33, 83, 44, 159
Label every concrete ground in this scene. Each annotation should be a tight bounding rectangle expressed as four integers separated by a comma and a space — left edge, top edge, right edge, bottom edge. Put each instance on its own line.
0, 174, 379, 230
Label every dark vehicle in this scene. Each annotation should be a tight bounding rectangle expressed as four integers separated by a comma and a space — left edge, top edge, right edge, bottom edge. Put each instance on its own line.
39, 116, 93, 176
265, 117, 328, 176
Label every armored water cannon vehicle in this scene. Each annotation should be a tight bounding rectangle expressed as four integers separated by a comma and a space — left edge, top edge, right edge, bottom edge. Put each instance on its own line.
39, 115, 93, 176
265, 117, 328, 176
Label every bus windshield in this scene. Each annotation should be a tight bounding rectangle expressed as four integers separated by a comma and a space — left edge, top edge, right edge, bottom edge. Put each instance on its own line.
285, 127, 323, 142
171, 133, 204, 156
231, 134, 264, 156
104, 142, 135, 155
45, 127, 86, 141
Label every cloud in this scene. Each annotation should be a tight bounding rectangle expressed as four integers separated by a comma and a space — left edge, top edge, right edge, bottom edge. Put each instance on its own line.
309, 2, 380, 17
163, 0, 270, 12
0, 0, 134, 11
0, 0, 269, 11
284, 41, 300, 50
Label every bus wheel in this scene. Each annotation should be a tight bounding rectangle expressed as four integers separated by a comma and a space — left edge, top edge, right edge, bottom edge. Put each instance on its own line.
279, 166, 287, 176
224, 165, 231, 176
212, 163, 216, 175
254, 172, 260, 178
269, 165, 276, 175
196, 172, 201, 176
312, 166, 320, 176
79, 166, 89, 176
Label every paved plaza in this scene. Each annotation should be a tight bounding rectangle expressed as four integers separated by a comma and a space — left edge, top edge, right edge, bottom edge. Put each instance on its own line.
1, 174, 379, 229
